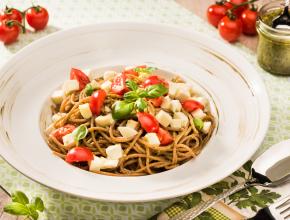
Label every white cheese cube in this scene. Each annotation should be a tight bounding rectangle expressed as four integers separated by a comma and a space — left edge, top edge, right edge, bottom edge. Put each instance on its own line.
191, 96, 207, 107
79, 103, 92, 119
95, 114, 114, 127
83, 68, 98, 81
62, 80, 79, 95
144, 133, 160, 146
170, 100, 182, 112
103, 70, 116, 81
124, 66, 135, 71
192, 109, 206, 120
161, 96, 172, 111
102, 159, 119, 169
168, 82, 180, 98
51, 90, 64, 104
52, 113, 66, 122
189, 85, 201, 96
174, 112, 189, 127
106, 144, 123, 160
62, 133, 75, 147
90, 80, 100, 89
118, 126, 138, 138
126, 120, 139, 130
202, 121, 212, 134
100, 80, 112, 94
175, 87, 191, 101
155, 110, 173, 127
104, 106, 111, 113
170, 119, 182, 129
89, 156, 106, 172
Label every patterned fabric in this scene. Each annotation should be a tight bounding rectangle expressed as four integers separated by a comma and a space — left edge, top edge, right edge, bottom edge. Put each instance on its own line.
0, 0, 289, 219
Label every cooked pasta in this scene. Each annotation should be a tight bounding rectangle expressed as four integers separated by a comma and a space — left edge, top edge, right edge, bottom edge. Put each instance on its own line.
45, 66, 215, 176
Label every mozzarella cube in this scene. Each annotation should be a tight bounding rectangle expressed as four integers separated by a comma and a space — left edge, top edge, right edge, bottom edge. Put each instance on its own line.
174, 112, 189, 127
191, 96, 207, 107
168, 82, 180, 98
104, 106, 111, 113
192, 109, 206, 120
51, 90, 64, 104
62, 80, 79, 95
89, 156, 106, 172
103, 70, 116, 81
126, 120, 139, 130
170, 119, 182, 129
175, 87, 191, 101
95, 114, 114, 127
161, 96, 172, 110
156, 110, 172, 127
118, 126, 138, 138
102, 159, 119, 169
52, 113, 66, 122
170, 100, 182, 112
90, 80, 100, 89
202, 121, 212, 134
189, 85, 201, 96
144, 133, 160, 146
100, 80, 112, 93
62, 133, 75, 147
79, 103, 92, 119
83, 68, 98, 81
106, 144, 123, 160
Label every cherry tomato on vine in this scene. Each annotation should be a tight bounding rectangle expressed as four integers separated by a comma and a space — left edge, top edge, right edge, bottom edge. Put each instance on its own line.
218, 15, 242, 42
0, 8, 22, 23
226, 0, 248, 17
25, 6, 49, 30
241, 8, 258, 35
207, 3, 228, 27
0, 20, 20, 44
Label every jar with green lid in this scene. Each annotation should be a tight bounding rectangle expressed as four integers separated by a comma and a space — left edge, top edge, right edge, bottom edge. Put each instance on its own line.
257, 0, 290, 75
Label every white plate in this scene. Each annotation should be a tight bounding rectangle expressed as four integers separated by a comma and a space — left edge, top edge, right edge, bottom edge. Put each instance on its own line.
0, 23, 270, 202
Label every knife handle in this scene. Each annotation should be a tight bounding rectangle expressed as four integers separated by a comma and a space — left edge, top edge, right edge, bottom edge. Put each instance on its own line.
249, 207, 275, 220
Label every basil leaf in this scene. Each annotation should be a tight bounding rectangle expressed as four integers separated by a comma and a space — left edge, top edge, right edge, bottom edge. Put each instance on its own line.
134, 66, 157, 73
135, 98, 147, 112
112, 101, 134, 120
4, 202, 30, 216
126, 80, 138, 91
136, 89, 147, 98
27, 204, 39, 220
193, 118, 204, 131
123, 91, 139, 102
145, 84, 168, 98
33, 197, 44, 212
72, 125, 88, 142
11, 191, 29, 205
85, 84, 94, 96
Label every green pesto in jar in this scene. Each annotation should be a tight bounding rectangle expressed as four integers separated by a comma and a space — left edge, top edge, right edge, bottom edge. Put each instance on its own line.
257, 8, 290, 75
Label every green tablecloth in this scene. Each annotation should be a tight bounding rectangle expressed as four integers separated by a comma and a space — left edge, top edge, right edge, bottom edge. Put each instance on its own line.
0, 0, 289, 219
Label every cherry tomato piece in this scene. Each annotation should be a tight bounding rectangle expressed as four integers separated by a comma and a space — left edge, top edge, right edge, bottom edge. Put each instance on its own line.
65, 146, 94, 163
218, 16, 242, 42
70, 68, 90, 90
137, 112, 159, 133
122, 65, 146, 77
149, 96, 164, 107
111, 73, 128, 95
241, 8, 258, 35
51, 124, 76, 143
182, 99, 204, 112
0, 20, 20, 44
90, 89, 107, 116
142, 75, 169, 88
207, 3, 228, 27
25, 6, 49, 30
157, 128, 173, 145
0, 8, 22, 23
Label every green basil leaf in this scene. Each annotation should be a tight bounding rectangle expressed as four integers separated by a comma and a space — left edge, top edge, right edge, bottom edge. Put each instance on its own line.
72, 125, 88, 142
27, 204, 39, 220
193, 118, 204, 131
33, 197, 44, 212
85, 84, 94, 96
11, 191, 29, 205
135, 98, 147, 112
112, 101, 134, 120
123, 91, 139, 102
4, 202, 30, 216
126, 80, 138, 91
145, 84, 168, 98
134, 66, 157, 73
136, 89, 147, 98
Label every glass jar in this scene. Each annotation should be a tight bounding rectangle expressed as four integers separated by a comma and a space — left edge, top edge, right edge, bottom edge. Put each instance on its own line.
257, 1, 290, 75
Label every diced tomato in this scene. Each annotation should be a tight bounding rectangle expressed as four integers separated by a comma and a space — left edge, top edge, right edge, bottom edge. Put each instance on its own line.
149, 96, 164, 107
142, 75, 169, 88
182, 100, 204, 112
90, 89, 107, 116
157, 128, 173, 145
122, 65, 147, 77
111, 73, 128, 95
65, 146, 94, 163
70, 68, 90, 90
137, 112, 159, 133
52, 124, 76, 143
